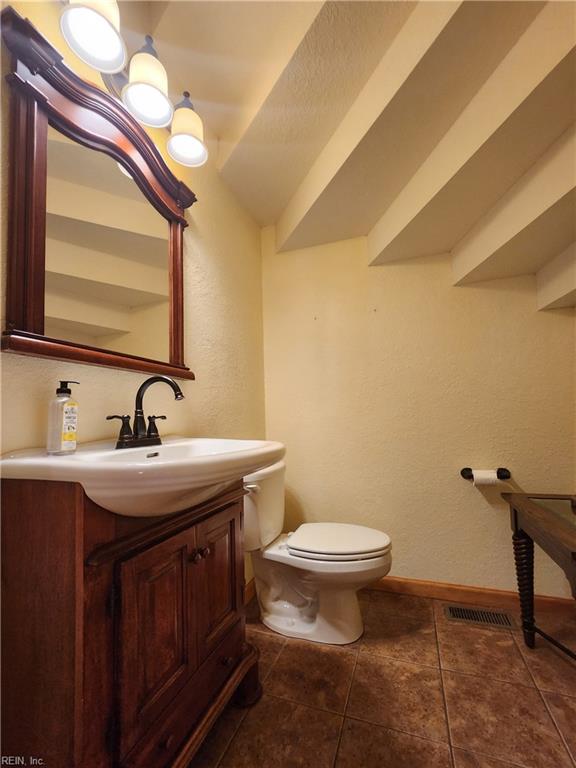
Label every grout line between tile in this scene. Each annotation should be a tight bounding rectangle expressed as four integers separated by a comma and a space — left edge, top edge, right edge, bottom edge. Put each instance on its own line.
450, 745, 532, 768
434, 617, 455, 768
213, 707, 249, 768
343, 712, 451, 747
538, 688, 576, 701
357, 645, 441, 671
330, 641, 360, 768
436, 664, 537, 689
263, 688, 349, 719
266, 637, 287, 677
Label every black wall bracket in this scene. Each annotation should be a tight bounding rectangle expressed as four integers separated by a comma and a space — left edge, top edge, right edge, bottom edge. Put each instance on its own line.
460, 467, 511, 481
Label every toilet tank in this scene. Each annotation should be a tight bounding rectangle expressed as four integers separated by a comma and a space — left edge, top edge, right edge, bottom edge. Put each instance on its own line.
243, 460, 286, 552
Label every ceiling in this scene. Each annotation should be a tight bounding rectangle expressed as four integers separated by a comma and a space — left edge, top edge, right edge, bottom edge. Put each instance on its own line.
121, 1, 323, 144
116, 0, 576, 310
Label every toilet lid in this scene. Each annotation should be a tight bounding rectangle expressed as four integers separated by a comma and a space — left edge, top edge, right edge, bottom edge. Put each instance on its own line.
287, 523, 391, 561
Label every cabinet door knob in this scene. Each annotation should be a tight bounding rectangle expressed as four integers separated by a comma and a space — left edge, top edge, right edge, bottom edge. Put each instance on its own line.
161, 734, 175, 750
221, 655, 234, 668
199, 546, 211, 559
189, 550, 203, 564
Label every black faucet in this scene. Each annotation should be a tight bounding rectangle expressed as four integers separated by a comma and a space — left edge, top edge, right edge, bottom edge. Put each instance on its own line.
107, 376, 184, 449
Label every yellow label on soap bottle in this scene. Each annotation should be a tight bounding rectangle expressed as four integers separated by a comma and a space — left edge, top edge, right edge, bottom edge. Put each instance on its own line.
62, 401, 78, 445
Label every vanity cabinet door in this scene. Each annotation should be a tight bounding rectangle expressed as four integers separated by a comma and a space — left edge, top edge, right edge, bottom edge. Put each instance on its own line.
195, 502, 244, 662
117, 527, 198, 758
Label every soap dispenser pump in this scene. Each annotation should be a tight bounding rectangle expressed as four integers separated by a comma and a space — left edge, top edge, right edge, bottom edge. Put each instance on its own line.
47, 380, 80, 455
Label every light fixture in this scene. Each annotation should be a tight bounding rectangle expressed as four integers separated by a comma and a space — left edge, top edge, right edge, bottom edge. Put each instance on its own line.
60, 0, 126, 74
167, 92, 208, 168
60, 11, 206, 169
122, 35, 173, 128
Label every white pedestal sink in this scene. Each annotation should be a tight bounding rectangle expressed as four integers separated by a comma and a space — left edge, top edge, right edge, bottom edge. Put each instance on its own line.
1, 436, 285, 516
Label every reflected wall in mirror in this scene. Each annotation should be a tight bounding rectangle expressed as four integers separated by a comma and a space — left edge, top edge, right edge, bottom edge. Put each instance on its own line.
45, 128, 170, 361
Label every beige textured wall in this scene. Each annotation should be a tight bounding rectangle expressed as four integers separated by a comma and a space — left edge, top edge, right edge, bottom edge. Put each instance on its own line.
0, 3, 265, 452
262, 232, 575, 597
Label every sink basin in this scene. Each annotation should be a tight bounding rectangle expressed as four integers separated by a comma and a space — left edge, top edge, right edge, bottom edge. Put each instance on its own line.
0, 436, 285, 516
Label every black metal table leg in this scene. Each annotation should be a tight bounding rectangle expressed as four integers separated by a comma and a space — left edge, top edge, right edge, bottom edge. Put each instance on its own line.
512, 530, 535, 648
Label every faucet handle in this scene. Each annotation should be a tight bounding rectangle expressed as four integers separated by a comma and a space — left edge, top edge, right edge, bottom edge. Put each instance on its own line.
147, 415, 167, 438
106, 415, 133, 443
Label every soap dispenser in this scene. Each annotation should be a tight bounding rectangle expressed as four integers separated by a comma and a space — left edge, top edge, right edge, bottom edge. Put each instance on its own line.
47, 380, 80, 455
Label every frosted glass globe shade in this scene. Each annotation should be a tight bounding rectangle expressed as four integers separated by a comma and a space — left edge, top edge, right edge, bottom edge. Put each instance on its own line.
167, 102, 208, 167
60, 1, 126, 73
122, 51, 173, 128
168, 134, 208, 167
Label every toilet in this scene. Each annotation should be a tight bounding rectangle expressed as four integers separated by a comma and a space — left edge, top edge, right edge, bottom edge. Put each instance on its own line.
243, 461, 392, 645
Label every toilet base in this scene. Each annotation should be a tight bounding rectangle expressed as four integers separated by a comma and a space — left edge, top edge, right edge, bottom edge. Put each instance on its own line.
260, 588, 363, 645
251, 539, 391, 645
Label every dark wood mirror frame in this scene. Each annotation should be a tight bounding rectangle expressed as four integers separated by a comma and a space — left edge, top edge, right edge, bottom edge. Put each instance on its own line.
1, 7, 196, 380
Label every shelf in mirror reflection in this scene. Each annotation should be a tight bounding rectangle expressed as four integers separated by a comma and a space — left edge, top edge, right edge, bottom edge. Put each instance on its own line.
45, 271, 168, 308
45, 127, 170, 362
46, 213, 168, 266
45, 316, 129, 342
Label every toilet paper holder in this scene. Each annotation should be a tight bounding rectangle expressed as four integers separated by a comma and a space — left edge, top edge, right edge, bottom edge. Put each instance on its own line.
460, 467, 511, 481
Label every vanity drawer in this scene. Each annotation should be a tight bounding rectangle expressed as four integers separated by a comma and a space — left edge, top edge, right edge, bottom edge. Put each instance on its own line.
121, 620, 243, 768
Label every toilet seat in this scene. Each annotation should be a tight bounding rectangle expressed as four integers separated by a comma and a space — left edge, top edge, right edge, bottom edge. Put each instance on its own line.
287, 548, 390, 562
286, 522, 391, 562
261, 533, 391, 575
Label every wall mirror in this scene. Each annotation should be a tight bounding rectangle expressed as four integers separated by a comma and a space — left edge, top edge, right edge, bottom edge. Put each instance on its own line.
1, 7, 196, 379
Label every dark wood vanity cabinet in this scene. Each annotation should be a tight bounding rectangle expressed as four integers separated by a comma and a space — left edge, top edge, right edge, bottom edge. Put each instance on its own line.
1, 480, 260, 768
195, 509, 244, 661
118, 527, 200, 759
117, 504, 245, 765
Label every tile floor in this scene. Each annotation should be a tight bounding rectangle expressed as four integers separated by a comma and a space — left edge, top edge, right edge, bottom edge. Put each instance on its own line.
190, 591, 576, 768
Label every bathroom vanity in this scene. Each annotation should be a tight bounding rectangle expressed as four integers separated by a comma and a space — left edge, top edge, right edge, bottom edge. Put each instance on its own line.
2, 478, 260, 768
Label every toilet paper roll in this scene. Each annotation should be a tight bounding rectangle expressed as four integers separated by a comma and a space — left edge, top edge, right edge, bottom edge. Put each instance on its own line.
472, 469, 499, 486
